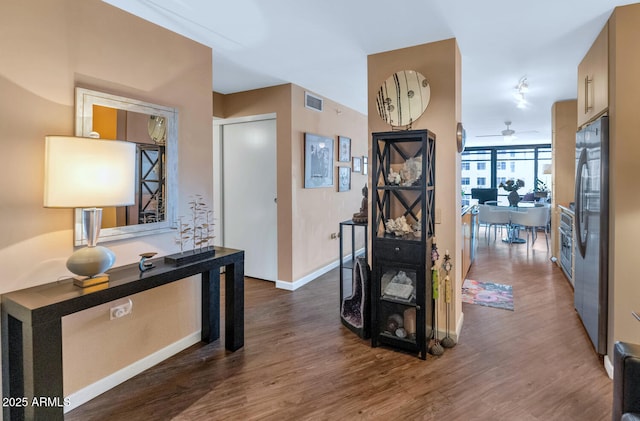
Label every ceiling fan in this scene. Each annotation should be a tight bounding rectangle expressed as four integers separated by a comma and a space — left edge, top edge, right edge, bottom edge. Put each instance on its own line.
476, 121, 537, 139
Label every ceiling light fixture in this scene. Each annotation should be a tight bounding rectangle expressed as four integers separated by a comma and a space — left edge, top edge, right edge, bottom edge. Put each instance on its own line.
516, 76, 529, 94
514, 76, 528, 109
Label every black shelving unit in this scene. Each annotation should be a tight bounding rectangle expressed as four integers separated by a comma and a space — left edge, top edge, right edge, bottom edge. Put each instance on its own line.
339, 219, 369, 338
370, 129, 436, 359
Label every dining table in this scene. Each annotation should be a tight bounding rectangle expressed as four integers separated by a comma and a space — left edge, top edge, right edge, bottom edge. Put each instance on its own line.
495, 202, 543, 244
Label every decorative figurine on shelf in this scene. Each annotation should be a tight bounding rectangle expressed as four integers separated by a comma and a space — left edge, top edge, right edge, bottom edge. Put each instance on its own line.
138, 252, 157, 272
387, 169, 401, 185
385, 216, 414, 237
400, 156, 423, 186
352, 184, 368, 224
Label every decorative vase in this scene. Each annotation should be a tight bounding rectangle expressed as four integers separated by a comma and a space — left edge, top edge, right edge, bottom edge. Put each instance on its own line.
508, 190, 521, 207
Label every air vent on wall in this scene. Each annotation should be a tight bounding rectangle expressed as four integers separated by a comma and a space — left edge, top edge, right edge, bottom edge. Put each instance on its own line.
305, 92, 323, 112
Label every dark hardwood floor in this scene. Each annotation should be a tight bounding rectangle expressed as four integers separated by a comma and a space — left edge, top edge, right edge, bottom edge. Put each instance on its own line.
67, 228, 612, 420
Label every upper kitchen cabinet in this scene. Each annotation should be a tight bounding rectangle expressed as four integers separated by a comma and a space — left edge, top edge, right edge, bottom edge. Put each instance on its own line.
577, 22, 609, 128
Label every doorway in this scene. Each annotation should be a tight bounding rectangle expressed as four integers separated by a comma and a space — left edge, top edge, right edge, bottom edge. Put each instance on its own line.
213, 114, 278, 282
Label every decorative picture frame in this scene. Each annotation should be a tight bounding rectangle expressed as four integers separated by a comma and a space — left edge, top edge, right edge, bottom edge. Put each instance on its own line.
352, 156, 361, 173
362, 156, 368, 175
338, 166, 351, 192
338, 136, 351, 162
304, 133, 334, 188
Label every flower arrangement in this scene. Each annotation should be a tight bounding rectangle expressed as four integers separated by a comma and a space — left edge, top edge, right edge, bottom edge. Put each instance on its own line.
499, 178, 524, 192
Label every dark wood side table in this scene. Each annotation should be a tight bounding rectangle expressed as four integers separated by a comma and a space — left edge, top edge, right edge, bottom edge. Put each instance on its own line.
339, 220, 369, 338
1, 247, 244, 421
339, 220, 368, 306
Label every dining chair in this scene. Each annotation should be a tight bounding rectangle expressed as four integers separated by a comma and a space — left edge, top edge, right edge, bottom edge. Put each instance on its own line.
478, 204, 510, 243
509, 206, 550, 250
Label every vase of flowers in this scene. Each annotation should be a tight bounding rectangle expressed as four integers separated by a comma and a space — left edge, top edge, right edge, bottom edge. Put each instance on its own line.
499, 178, 525, 207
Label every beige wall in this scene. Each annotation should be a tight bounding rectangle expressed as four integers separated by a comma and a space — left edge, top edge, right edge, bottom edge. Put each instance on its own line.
551, 100, 577, 259
367, 39, 463, 336
215, 85, 368, 284
608, 4, 640, 357
212, 91, 227, 118
0, 0, 212, 397
290, 85, 368, 282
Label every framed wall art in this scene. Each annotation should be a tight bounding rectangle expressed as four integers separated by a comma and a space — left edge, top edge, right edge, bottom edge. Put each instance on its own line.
362, 156, 368, 175
304, 133, 334, 188
352, 156, 361, 172
338, 166, 351, 192
338, 136, 351, 162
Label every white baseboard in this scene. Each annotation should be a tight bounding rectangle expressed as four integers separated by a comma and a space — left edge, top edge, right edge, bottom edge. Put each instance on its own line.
275, 279, 298, 291
64, 331, 201, 413
454, 311, 465, 342
276, 248, 365, 291
604, 353, 614, 379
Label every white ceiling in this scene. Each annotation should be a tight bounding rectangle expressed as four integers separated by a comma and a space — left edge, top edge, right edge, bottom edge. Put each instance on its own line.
104, 0, 632, 147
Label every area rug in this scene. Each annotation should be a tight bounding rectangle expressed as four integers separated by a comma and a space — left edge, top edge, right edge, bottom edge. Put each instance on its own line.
461, 279, 514, 311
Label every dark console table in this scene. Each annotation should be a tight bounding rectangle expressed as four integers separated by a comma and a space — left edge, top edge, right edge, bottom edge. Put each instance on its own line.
1, 247, 244, 421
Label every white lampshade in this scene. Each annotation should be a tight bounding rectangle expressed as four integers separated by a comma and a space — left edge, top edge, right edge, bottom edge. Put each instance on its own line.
43, 135, 135, 287
44, 136, 136, 208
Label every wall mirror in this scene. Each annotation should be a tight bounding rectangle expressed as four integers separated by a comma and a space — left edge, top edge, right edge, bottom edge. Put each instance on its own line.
375, 70, 431, 128
74, 87, 178, 245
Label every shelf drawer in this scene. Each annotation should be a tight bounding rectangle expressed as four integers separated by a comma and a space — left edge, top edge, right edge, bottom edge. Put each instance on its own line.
373, 239, 423, 264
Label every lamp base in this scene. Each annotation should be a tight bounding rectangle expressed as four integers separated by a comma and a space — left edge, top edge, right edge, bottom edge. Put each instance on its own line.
67, 245, 115, 286
73, 274, 110, 288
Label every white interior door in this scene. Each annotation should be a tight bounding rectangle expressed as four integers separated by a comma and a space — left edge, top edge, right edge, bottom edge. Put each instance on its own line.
221, 118, 277, 281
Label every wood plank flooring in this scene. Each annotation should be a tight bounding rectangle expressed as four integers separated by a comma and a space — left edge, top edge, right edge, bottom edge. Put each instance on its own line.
67, 228, 612, 420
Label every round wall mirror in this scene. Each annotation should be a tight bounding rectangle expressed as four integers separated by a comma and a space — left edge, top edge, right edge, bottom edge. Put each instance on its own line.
376, 70, 431, 127
148, 115, 167, 145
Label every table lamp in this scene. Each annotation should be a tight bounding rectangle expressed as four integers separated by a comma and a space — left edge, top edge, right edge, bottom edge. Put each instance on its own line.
44, 135, 136, 287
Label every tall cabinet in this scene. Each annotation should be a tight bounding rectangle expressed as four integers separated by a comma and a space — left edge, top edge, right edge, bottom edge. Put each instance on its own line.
577, 22, 608, 128
371, 129, 436, 359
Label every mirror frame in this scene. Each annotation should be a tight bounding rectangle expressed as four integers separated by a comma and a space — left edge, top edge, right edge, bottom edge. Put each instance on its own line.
376, 69, 431, 128
74, 87, 178, 245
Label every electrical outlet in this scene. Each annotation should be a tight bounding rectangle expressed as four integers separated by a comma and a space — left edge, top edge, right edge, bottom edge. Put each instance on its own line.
110, 299, 133, 320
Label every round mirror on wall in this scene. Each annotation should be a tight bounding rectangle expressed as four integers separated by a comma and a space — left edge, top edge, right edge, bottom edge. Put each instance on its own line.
376, 70, 431, 128
148, 115, 167, 145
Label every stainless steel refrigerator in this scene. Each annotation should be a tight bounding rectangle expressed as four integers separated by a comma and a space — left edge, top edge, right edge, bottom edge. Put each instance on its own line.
574, 115, 608, 355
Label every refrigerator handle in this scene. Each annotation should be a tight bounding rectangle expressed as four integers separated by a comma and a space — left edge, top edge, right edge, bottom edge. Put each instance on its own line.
575, 148, 588, 259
